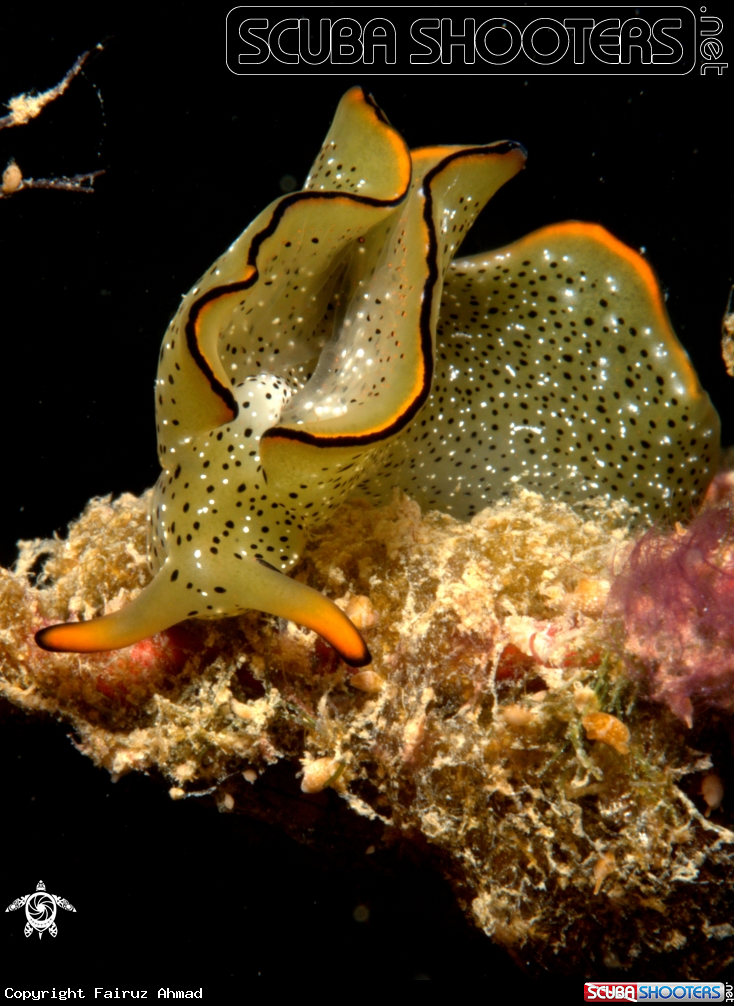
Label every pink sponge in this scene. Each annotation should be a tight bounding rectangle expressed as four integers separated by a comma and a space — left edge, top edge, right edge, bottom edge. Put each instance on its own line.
608, 507, 734, 726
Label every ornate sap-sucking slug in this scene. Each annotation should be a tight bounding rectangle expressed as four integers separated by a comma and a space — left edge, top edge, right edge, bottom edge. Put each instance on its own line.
36, 88, 720, 664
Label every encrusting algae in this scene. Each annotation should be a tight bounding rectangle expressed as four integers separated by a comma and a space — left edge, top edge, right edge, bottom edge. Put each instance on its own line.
1, 485, 734, 978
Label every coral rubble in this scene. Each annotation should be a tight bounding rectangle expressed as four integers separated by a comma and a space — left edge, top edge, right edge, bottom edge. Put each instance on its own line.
1, 488, 733, 977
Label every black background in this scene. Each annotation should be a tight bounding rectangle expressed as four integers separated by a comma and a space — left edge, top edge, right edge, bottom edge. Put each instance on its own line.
0, 7, 731, 991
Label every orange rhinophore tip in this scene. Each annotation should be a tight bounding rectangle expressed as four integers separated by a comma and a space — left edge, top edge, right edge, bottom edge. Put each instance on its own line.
35, 621, 121, 653
311, 608, 372, 668
33, 572, 191, 653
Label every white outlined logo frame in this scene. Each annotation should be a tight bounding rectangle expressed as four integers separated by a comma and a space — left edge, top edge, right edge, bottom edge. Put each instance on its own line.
226, 5, 707, 76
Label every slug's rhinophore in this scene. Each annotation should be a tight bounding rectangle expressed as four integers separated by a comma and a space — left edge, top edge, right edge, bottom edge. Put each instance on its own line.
35, 88, 720, 664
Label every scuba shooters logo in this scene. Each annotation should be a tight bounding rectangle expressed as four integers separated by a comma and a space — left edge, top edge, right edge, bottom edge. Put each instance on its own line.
226, 7, 698, 75
584, 982, 727, 1001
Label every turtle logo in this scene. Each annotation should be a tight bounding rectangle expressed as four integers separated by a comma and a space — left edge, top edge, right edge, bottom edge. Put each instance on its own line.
5, 880, 76, 938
